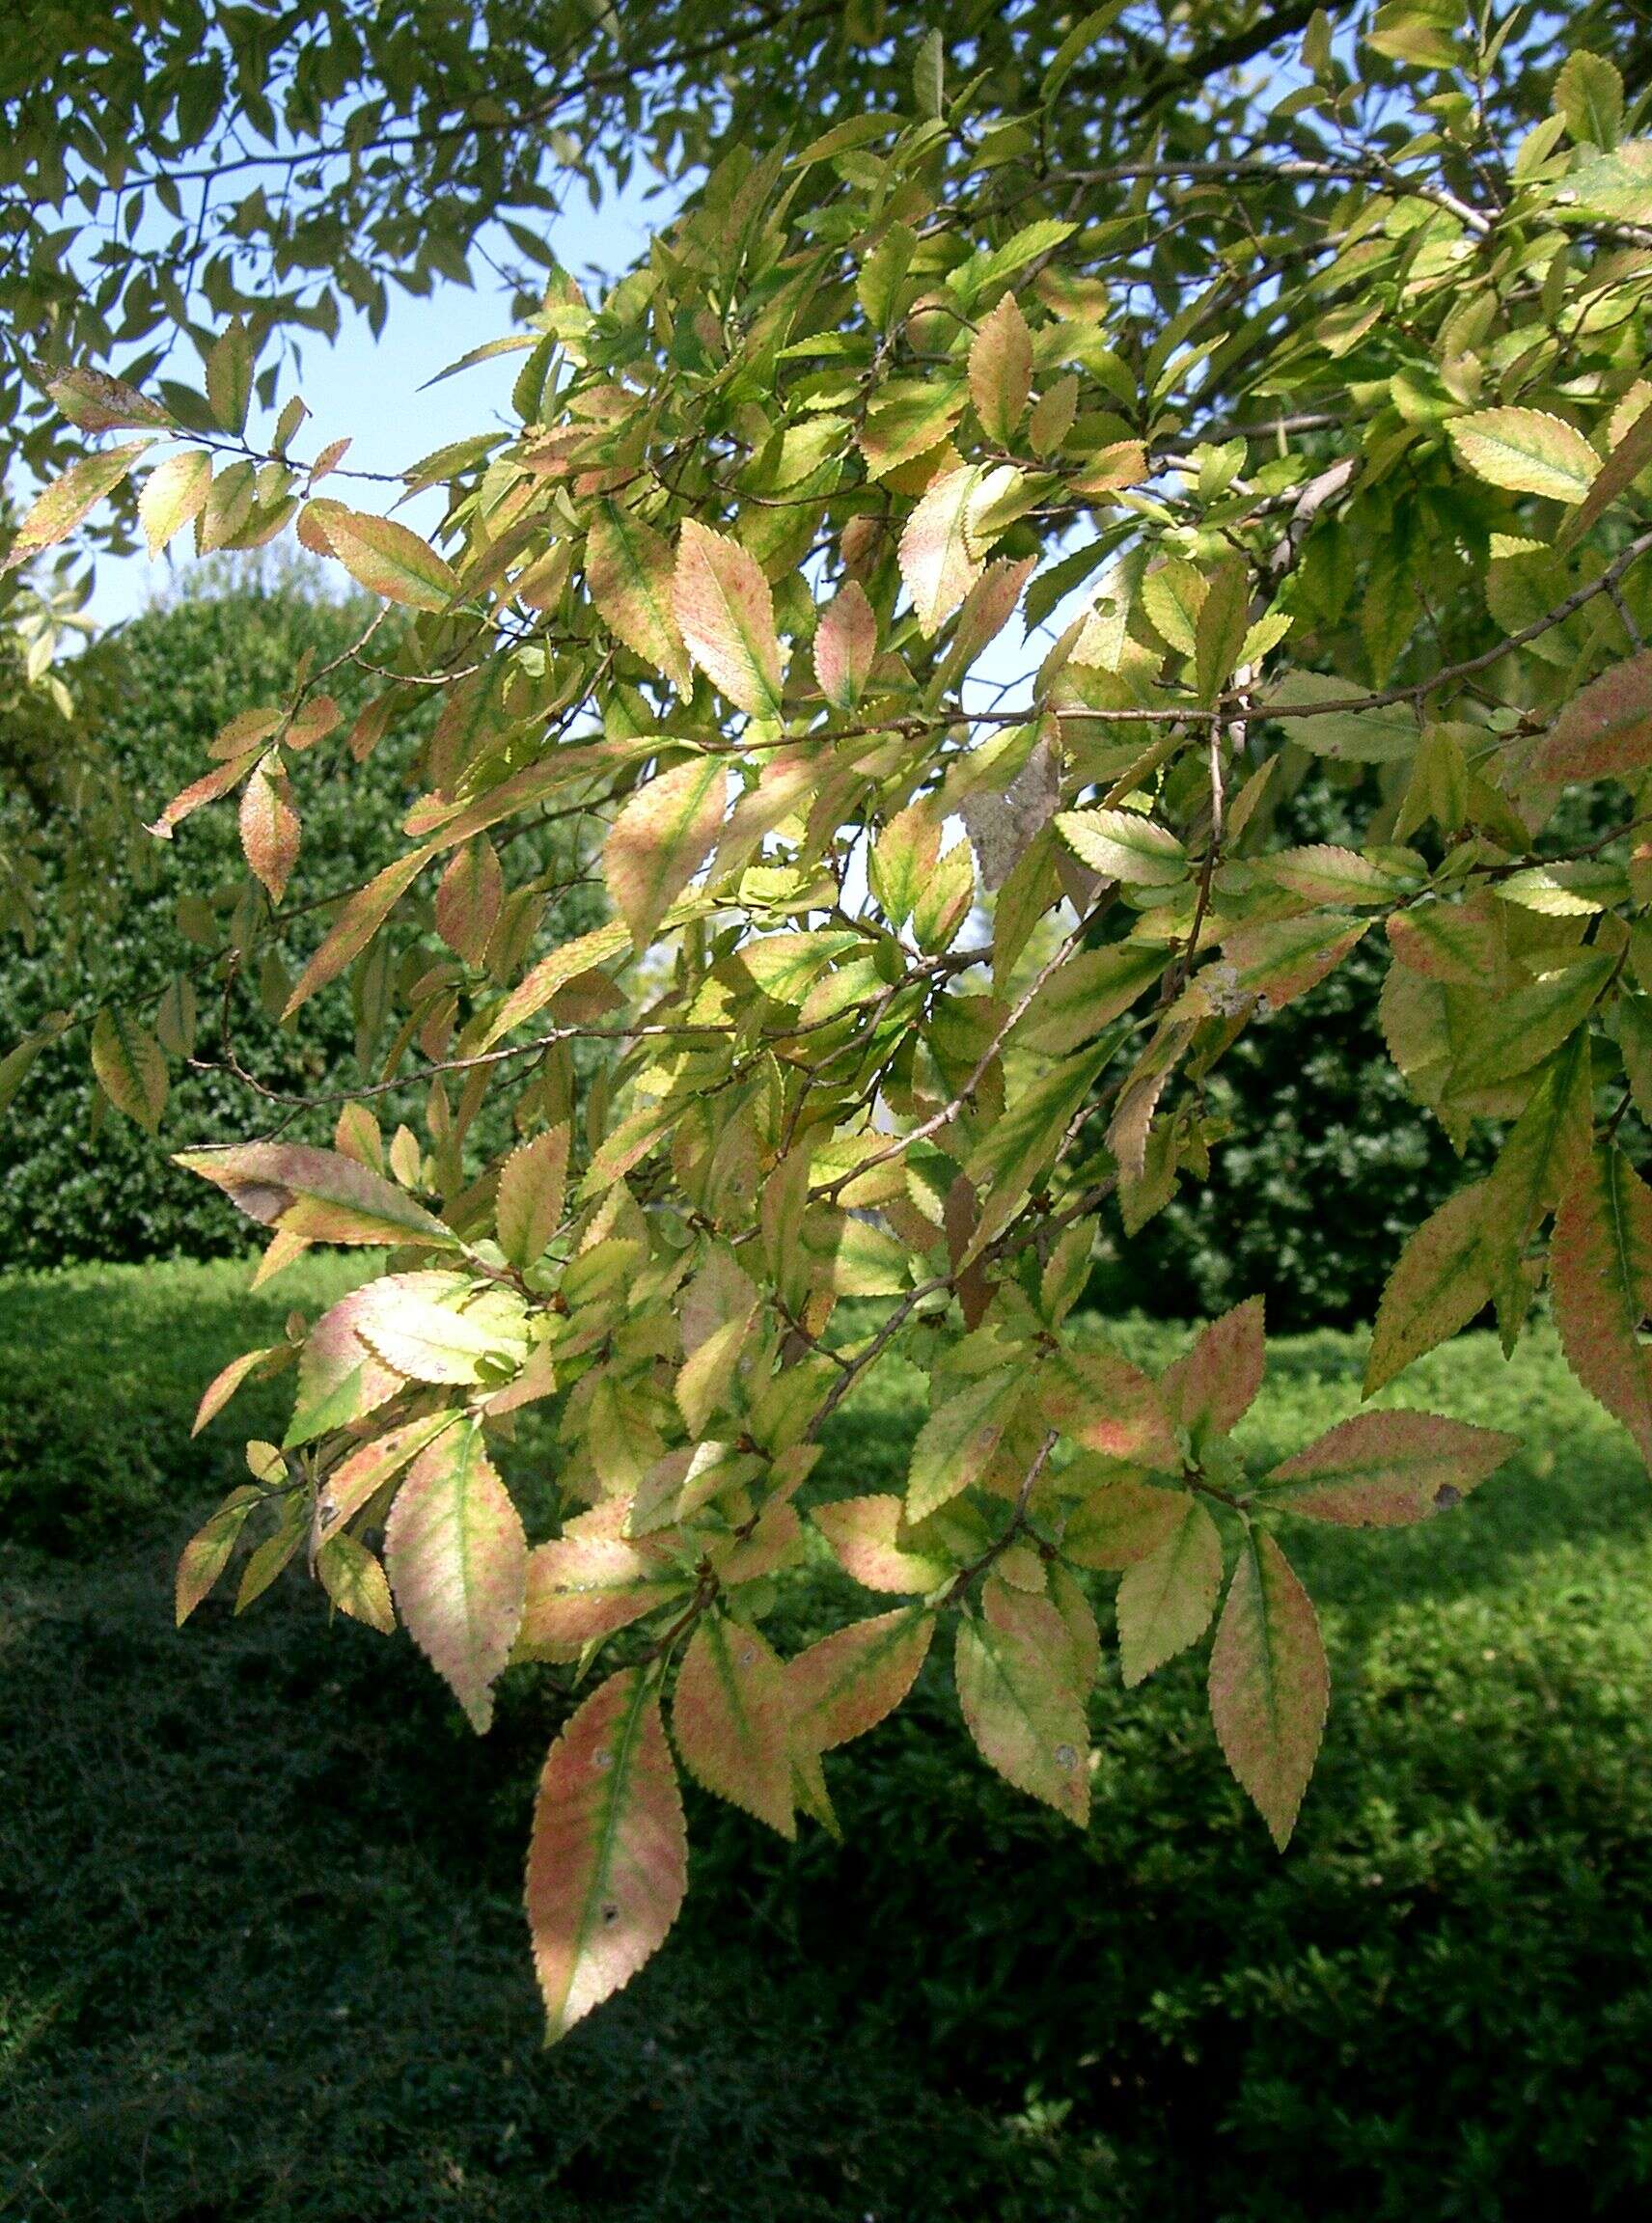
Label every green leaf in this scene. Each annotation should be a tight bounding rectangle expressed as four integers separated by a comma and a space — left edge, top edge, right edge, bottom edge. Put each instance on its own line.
955, 1578, 1090, 1824
1265, 672, 1419, 761
1054, 808, 1187, 887
1445, 961, 1611, 1097
1195, 560, 1250, 703
1560, 140, 1652, 225
1555, 52, 1624, 149
1115, 1497, 1223, 1687
969, 291, 1032, 446
1447, 408, 1600, 505
1365, 1180, 1495, 1391
317, 1532, 396, 1633
496, 1127, 569, 1269
1207, 1529, 1329, 1850
1012, 938, 1164, 1056
525, 1666, 687, 2043
91, 1005, 167, 1131
3, 441, 152, 572
1561, 398, 1652, 547
907, 1367, 1024, 1521
138, 448, 212, 555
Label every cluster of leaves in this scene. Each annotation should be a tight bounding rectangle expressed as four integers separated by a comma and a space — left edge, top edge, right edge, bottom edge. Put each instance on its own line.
12, 12, 1652, 2042
11, 0, 1632, 563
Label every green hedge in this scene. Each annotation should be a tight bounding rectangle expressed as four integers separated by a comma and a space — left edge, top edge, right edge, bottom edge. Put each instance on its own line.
0, 577, 420, 1266
4, 1260, 1650, 2218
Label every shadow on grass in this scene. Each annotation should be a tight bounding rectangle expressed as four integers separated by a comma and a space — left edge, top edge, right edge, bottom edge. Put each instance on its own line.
0, 1544, 1121, 2223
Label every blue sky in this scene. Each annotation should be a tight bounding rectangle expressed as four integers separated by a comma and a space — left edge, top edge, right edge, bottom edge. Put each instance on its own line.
91, 175, 671, 626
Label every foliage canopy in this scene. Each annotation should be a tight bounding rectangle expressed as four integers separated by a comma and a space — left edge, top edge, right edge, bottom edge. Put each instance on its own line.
10, 2, 1652, 2040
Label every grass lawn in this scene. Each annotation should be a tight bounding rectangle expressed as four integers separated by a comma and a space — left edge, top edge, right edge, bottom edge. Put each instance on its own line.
3, 1259, 1652, 2220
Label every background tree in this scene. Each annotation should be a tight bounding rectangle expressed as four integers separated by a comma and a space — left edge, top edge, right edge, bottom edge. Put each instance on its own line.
7, 3, 1652, 2048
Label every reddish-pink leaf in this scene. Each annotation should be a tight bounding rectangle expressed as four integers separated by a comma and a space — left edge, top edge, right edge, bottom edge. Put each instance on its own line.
1257, 1409, 1518, 1523
787, 1608, 934, 1751
525, 1666, 688, 2043
434, 839, 504, 965
813, 580, 877, 710
382, 1421, 526, 1731
283, 845, 433, 1016
175, 1141, 456, 1249
587, 503, 692, 695
517, 1526, 683, 1651
308, 501, 458, 612
672, 518, 785, 716
812, 1495, 950, 1593
897, 463, 983, 636
145, 749, 260, 839
1532, 651, 1652, 782
603, 756, 726, 946
316, 1412, 460, 1543
239, 759, 300, 902
1161, 1296, 1265, 1442
672, 1613, 795, 1836
175, 1487, 259, 1626
955, 1577, 1090, 1824
1550, 1147, 1652, 1467
1040, 1344, 1181, 1470
481, 917, 631, 1048
191, 1344, 283, 1436
1208, 1529, 1329, 1850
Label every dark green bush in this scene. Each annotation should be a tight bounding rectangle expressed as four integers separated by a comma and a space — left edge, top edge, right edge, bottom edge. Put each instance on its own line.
5, 1258, 1651, 2220
0, 572, 420, 1266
